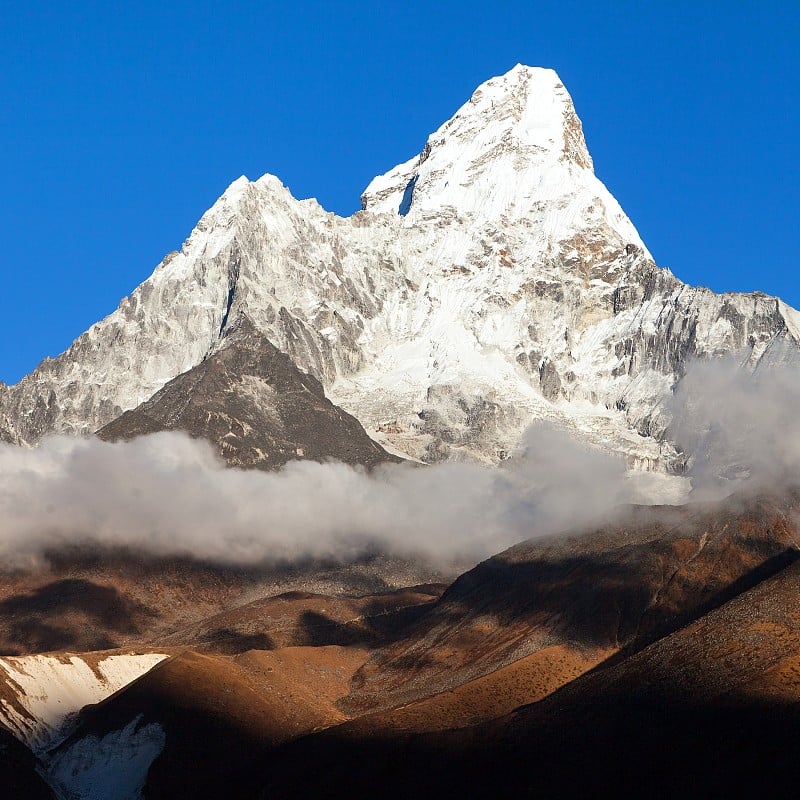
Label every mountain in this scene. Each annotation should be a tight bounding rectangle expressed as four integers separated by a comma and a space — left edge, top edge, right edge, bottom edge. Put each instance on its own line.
46, 647, 370, 800
2, 64, 800, 798
2, 64, 798, 471
340, 489, 800, 717
259, 543, 800, 800
0, 548, 449, 656
26, 487, 800, 799
97, 315, 400, 470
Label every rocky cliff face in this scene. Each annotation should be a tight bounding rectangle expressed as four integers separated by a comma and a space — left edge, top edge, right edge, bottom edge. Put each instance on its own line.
2, 65, 799, 471
97, 316, 400, 470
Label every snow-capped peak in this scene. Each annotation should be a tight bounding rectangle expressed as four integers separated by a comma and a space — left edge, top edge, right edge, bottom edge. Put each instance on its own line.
3, 65, 799, 477
360, 65, 593, 219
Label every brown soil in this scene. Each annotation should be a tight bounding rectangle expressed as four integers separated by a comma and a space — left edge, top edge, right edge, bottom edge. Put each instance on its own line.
0, 550, 447, 655
260, 556, 800, 799
345, 491, 800, 715
341, 643, 610, 734
5, 487, 800, 799
155, 585, 443, 653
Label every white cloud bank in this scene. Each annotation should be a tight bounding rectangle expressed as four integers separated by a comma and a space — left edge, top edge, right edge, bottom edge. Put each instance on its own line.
1, 358, 796, 566
0, 425, 678, 567
669, 358, 800, 497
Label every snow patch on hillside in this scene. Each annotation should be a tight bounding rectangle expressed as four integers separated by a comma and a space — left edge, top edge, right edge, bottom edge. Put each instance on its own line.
47, 715, 165, 800
0, 653, 167, 753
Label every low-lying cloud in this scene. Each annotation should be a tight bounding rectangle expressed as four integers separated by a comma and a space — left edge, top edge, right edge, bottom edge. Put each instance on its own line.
0, 424, 676, 567
2, 358, 798, 567
669, 358, 800, 498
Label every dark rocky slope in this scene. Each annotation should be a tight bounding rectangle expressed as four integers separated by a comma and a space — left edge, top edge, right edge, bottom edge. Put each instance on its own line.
98, 315, 401, 470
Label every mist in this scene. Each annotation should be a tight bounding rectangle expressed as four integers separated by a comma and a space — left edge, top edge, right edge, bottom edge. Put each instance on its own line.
669, 358, 800, 498
0, 424, 678, 568
2, 357, 797, 566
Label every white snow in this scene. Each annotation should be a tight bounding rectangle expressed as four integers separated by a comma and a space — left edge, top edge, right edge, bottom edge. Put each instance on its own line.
361, 65, 648, 257
0, 653, 167, 753
47, 715, 165, 800
779, 299, 800, 344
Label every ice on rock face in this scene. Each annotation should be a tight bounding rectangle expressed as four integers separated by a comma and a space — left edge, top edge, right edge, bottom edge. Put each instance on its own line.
1, 65, 799, 470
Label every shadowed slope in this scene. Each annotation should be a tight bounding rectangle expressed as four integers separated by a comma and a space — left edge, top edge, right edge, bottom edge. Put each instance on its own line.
0, 578, 157, 654
0, 550, 446, 656
154, 585, 443, 653
260, 557, 800, 799
344, 490, 800, 715
0, 723, 54, 799
98, 315, 400, 470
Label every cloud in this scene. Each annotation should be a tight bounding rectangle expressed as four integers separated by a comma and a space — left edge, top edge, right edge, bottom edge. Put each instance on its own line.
0, 425, 679, 567
667, 358, 800, 498
4, 358, 793, 568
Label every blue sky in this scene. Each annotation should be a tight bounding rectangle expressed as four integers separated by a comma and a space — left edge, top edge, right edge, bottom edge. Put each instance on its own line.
1, 1, 798, 384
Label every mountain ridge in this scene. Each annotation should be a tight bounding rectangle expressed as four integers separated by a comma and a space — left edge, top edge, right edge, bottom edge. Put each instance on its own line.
2, 64, 798, 475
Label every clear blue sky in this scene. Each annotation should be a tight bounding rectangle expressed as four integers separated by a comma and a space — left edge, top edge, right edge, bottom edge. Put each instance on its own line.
1, 1, 797, 384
